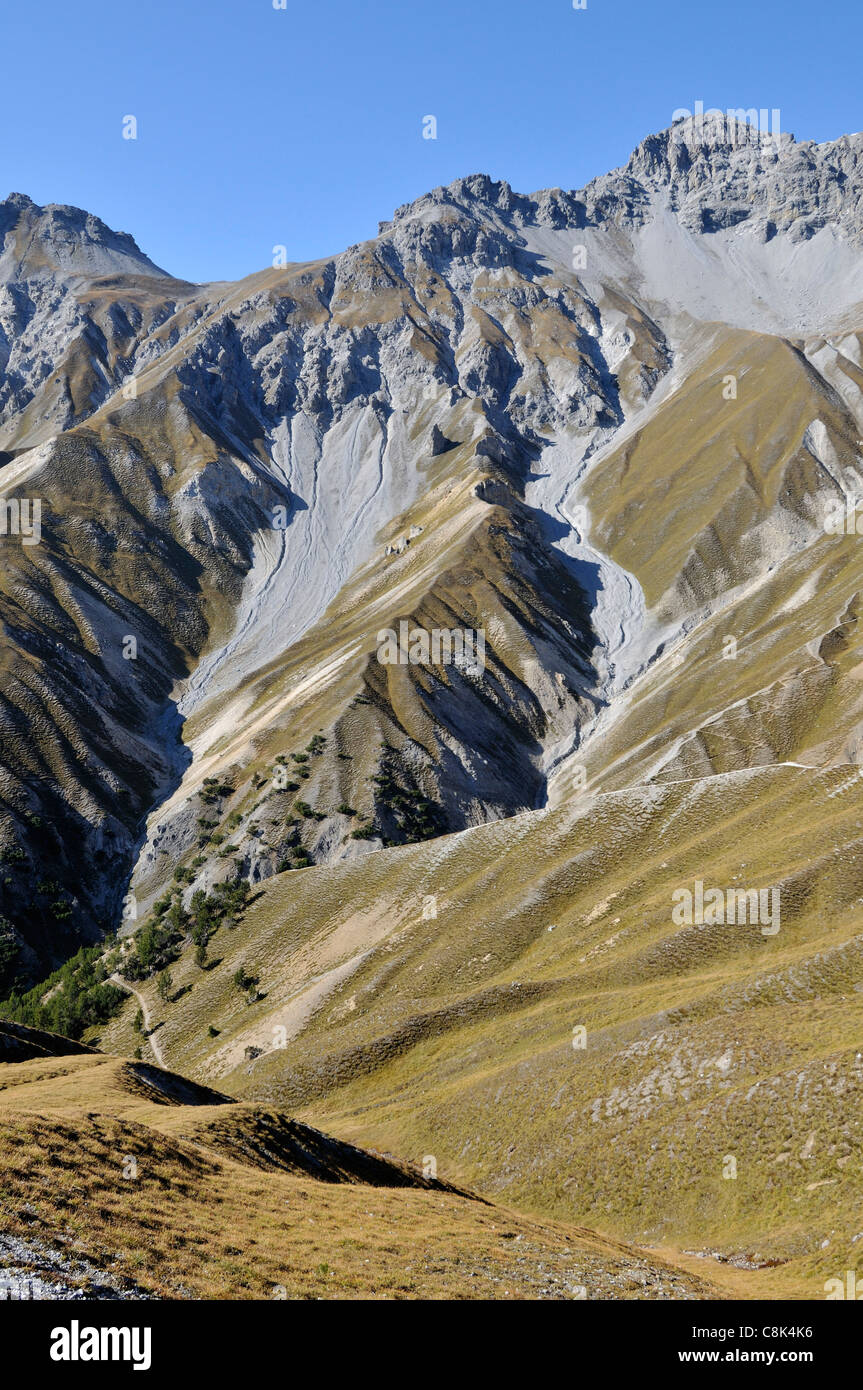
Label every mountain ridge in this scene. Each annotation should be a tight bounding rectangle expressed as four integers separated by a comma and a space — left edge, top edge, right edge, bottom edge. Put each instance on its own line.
3, 118, 863, 1298
0, 113, 861, 1060
9, 117, 863, 292
0, 1022, 723, 1299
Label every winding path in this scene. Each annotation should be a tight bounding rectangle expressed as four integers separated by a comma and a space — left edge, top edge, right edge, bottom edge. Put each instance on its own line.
109, 974, 166, 1067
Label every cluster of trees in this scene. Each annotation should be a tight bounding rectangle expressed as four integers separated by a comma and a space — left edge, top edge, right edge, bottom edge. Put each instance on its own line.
0, 940, 125, 1040
233, 964, 260, 998
121, 876, 251, 982
0, 917, 21, 997
0, 839, 256, 1039
350, 822, 379, 841
199, 777, 235, 805
371, 761, 444, 844
121, 915, 183, 982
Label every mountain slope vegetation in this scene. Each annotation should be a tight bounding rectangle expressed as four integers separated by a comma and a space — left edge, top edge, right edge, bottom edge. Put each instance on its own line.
3, 119, 863, 1299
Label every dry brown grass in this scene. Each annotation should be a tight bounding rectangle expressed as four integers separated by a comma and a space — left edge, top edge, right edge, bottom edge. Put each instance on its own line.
0, 1048, 722, 1300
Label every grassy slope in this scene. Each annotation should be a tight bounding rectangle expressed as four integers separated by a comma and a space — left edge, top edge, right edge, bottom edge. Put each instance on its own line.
0, 1041, 720, 1300
85, 314, 863, 1302
99, 762, 863, 1300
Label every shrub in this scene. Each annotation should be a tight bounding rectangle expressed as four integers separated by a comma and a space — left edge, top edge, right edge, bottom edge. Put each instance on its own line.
122, 917, 183, 981
200, 780, 234, 804
233, 965, 258, 993
351, 824, 378, 841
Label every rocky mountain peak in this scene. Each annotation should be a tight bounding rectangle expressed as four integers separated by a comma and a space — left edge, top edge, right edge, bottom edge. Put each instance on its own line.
0, 191, 169, 284
378, 120, 863, 249
584, 120, 863, 240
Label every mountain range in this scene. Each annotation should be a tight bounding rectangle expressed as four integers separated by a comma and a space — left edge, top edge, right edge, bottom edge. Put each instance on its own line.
2, 115, 863, 1298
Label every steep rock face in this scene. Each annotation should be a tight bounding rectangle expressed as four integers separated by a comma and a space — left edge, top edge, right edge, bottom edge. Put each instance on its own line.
0, 188, 633, 979
386, 122, 863, 246
617, 120, 863, 241
3, 119, 863, 983
0, 193, 168, 283
0, 404, 292, 978
0, 193, 196, 454
122, 204, 662, 914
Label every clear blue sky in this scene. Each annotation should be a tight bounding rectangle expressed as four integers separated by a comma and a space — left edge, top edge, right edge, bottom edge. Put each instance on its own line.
3, 0, 860, 283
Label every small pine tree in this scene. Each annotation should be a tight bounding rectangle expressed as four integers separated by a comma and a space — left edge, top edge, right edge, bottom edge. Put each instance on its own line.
232, 964, 259, 994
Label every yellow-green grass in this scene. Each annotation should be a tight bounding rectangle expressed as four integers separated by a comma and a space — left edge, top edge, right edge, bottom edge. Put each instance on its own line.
98, 763, 863, 1299
0, 1049, 721, 1300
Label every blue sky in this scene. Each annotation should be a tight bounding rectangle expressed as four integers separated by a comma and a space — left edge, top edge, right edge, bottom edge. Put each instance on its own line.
3, 0, 860, 282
